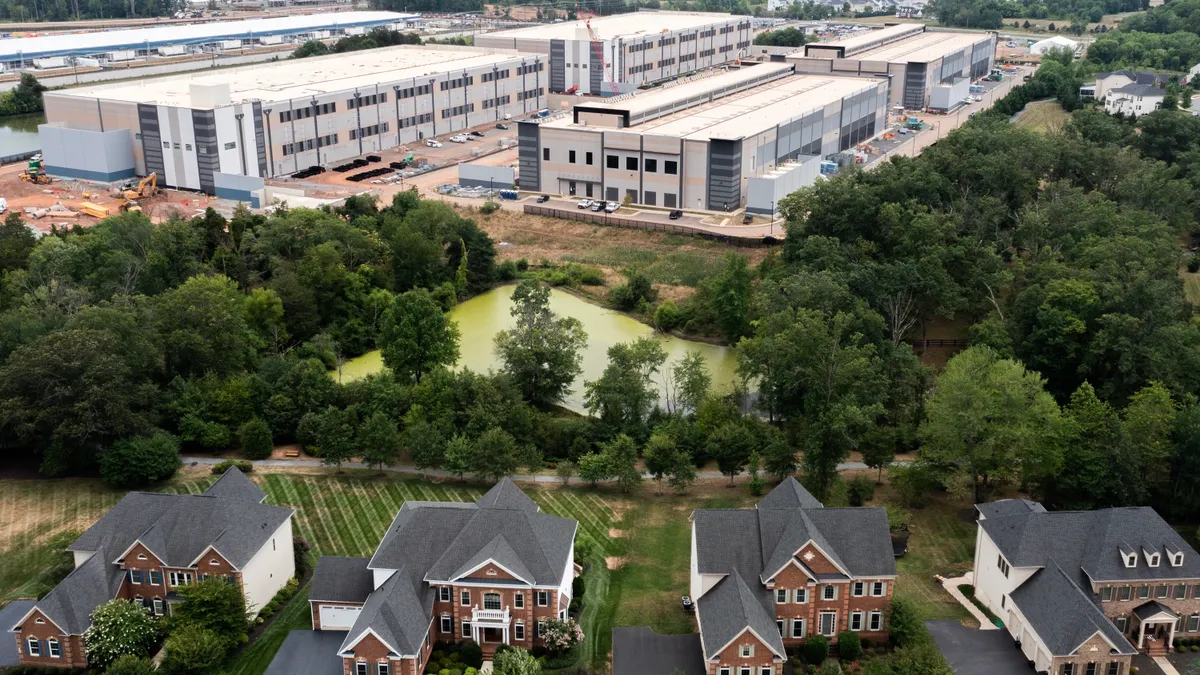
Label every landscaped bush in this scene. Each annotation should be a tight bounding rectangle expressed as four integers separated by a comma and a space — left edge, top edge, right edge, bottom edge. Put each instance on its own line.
805, 635, 829, 665
256, 577, 300, 622
211, 459, 253, 474
238, 417, 274, 460
541, 618, 583, 655
847, 476, 875, 506
837, 631, 861, 661
293, 537, 313, 576
99, 431, 182, 488
888, 596, 925, 648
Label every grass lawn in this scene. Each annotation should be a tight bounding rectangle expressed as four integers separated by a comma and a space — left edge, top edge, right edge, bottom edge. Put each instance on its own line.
1181, 270, 1200, 305
1013, 101, 1070, 133
227, 585, 314, 675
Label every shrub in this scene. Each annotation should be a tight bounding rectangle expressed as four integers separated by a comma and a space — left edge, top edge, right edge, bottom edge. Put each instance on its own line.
572, 576, 585, 598
847, 476, 875, 506
238, 417, 274, 460
1189, 255, 1200, 273
82, 599, 162, 670
498, 260, 519, 280
257, 577, 300, 620
293, 537, 313, 575
211, 459, 253, 474
171, 577, 250, 651
458, 642, 484, 669
655, 300, 682, 332
888, 596, 925, 648
517, 258, 529, 272
837, 631, 861, 661
105, 655, 156, 675
541, 617, 583, 654
480, 201, 501, 215
99, 431, 181, 488
805, 635, 829, 665
161, 624, 226, 675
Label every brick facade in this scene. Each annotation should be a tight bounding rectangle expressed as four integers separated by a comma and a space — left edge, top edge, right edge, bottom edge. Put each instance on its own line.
12, 610, 87, 669
707, 630, 781, 675
433, 579, 562, 654
341, 621, 435, 675
768, 550, 893, 647
1048, 634, 1131, 675
1093, 580, 1200, 645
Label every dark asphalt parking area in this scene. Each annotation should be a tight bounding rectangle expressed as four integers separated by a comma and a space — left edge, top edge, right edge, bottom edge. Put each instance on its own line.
926, 620, 1035, 675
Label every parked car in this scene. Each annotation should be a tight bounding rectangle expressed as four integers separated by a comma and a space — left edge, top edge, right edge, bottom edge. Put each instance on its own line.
682, 596, 695, 613
668, 209, 682, 220
449, 135, 468, 143
974, 95, 983, 102
591, 201, 605, 212
577, 199, 593, 209
496, 123, 510, 130
604, 202, 619, 213
742, 213, 754, 224
426, 139, 442, 148
469, 130, 486, 138
536, 195, 550, 203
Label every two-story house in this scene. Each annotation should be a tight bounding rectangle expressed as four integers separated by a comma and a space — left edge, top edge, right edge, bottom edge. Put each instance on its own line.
304, 478, 578, 675
8, 468, 295, 669
689, 478, 897, 674
972, 499, 1200, 675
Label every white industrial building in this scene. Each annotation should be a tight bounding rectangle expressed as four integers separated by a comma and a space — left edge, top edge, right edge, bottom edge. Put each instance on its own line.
475, 11, 753, 96
788, 23, 995, 109
39, 44, 547, 195
0, 11, 414, 69
518, 61, 886, 211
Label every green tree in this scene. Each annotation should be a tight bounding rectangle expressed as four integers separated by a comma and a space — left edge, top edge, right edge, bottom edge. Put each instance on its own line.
643, 432, 678, 493
887, 596, 925, 648
584, 337, 667, 440
0, 211, 36, 272
887, 643, 954, 675
380, 288, 460, 384
707, 252, 754, 342
602, 434, 642, 493
919, 346, 1063, 503
82, 600, 161, 670
407, 415, 447, 476
291, 39, 331, 58
762, 435, 797, 481
244, 288, 288, 353
470, 427, 525, 481
494, 280, 588, 407
238, 418, 274, 461
105, 655, 157, 675
860, 428, 897, 485
1119, 381, 1177, 505
667, 352, 711, 414
493, 646, 541, 675
155, 275, 255, 380
302, 407, 358, 472
358, 411, 401, 472
709, 422, 757, 485
666, 451, 698, 494
160, 624, 226, 675
172, 576, 250, 650
444, 433, 472, 480
577, 451, 611, 487
1050, 381, 1123, 508
100, 431, 182, 488
556, 459, 576, 485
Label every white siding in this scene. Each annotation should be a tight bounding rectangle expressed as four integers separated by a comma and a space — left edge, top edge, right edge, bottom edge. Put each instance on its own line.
373, 568, 396, 590
558, 539, 576, 602
973, 527, 1038, 619
73, 550, 95, 569
240, 517, 295, 616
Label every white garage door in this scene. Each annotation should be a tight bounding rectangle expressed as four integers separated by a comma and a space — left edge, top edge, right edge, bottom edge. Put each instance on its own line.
319, 605, 361, 630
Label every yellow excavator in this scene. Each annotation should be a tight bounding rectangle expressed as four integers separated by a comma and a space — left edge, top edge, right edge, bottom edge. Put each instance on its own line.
19, 156, 51, 185
113, 173, 158, 213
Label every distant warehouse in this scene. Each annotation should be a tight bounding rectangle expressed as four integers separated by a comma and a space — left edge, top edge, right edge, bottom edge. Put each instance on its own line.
0, 11, 415, 69
788, 24, 996, 111
39, 45, 546, 192
519, 62, 886, 211
475, 11, 753, 96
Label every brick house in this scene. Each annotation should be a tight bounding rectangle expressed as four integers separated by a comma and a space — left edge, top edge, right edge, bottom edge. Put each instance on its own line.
972, 499, 1200, 675
7, 468, 295, 669
689, 478, 897, 674
302, 479, 579, 675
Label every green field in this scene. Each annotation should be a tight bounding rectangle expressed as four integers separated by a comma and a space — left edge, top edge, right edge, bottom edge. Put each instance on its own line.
0, 469, 977, 674
1013, 101, 1070, 133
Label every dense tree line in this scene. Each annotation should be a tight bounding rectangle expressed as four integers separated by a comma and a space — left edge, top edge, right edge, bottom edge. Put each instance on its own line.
0, 0, 180, 22
752, 27, 812, 47
291, 28, 422, 60
927, 0, 1145, 29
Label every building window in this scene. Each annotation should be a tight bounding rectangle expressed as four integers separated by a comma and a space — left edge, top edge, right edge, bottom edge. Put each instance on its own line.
872, 582, 886, 596
1107, 663, 1120, 675
818, 611, 837, 636
852, 582, 865, 597
759, 665, 770, 675
1100, 587, 1112, 601
664, 160, 678, 175
173, 142, 181, 149
739, 645, 753, 658
586, 152, 593, 165
775, 589, 788, 604
1138, 585, 1150, 599
356, 663, 368, 675
794, 589, 807, 604
719, 669, 730, 675
462, 621, 472, 638
536, 591, 550, 606
1189, 615, 1200, 632
569, 150, 576, 164
149, 571, 162, 585
1118, 586, 1132, 601
439, 587, 451, 602
1115, 616, 1128, 632
515, 593, 524, 608
664, 193, 677, 208
26, 638, 40, 656
997, 555, 1010, 577
379, 663, 390, 675
543, 148, 550, 161
1156, 585, 1168, 599
162, 141, 170, 149
1085, 665, 1096, 675
130, 570, 143, 584
850, 612, 863, 631
645, 158, 657, 173
791, 618, 805, 638
1062, 665, 1073, 675
869, 612, 882, 631
153, 598, 164, 616
1176, 585, 1187, 600
484, 594, 502, 610
606, 155, 619, 169
776, 619, 784, 636
536, 620, 546, 637
185, 144, 192, 151
644, 191, 656, 206
625, 157, 638, 171
739, 668, 751, 675
822, 586, 837, 601
516, 622, 525, 640
169, 572, 192, 587
47, 639, 60, 658
461, 591, 471, 606
440, 616, 452, 633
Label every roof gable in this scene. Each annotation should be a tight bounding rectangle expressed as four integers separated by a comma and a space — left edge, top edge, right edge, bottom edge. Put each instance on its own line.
447, 535, 535, 584
338, 566, 431, 657
477, 478, 540, 511
203, 467, 267, 503
697, 572, 785, 661
756, 477, 823, 510
1009, 561, 1135, 657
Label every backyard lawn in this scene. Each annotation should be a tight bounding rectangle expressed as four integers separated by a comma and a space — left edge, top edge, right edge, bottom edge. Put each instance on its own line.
1013, 101, 1070, 133
0, 466, 977, 674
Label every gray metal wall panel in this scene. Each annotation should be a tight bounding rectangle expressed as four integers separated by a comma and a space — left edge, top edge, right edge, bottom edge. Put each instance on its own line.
706, 138, 741, 211
138, 103, 164, 179
192, 109, 219, 194
589, 45, 602, 95
903, 62, 927, 110
518, 121, 540, 191
550, 39, 566, 93
252, 102, 268, 178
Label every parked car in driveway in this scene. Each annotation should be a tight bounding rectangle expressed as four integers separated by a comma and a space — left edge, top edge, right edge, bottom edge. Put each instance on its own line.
591, 201, 605, 212
536, 195, 550, 203
469, 130, 486, 138
668, 209, 682, 220
604, 202, 619, 213
577, 199, 593, 209
426, 139, 442, 147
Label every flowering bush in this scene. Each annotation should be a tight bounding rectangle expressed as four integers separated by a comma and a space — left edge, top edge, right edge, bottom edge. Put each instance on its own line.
82, 599, 161, 670
541, 618, 583, 655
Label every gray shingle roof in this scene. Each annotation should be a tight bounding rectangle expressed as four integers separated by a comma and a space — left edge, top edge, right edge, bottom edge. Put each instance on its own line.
339, 566, 431, 656
1009, 562, 1135, 657
477, 479, 540, 511
204, 467, 267, 503
1111, 83, 1164, 97
976, 499, 1045, 521
1133, 600, 1177, 621
756, 477, 824, 511
696, 572, 785, 661
311, 557, 375, 604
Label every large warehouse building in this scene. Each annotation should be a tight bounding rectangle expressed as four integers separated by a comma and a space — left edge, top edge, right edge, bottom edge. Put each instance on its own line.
474, 11, 753, 96
518, 61, 886, 211
788, 23, 995, 110
39, 44, 546, 191
0, 11, 414, 69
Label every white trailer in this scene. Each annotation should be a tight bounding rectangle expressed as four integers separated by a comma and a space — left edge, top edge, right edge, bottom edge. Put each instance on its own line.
105, 50, 136, 62
33, 57, 67, 69
220, 39, 242, 49
259, 34, 283, 45
157, 45, 187, 56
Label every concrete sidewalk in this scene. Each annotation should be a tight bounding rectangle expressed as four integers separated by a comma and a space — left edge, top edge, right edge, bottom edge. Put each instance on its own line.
940, 572, 1000, 630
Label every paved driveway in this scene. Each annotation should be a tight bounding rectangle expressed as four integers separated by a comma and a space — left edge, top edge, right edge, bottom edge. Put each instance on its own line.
264, 630, 348, 675
926, 620, 1034, 675
0, 600, 36, 667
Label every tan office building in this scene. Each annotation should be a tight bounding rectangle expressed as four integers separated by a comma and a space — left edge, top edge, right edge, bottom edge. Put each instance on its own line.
518, 62, 886, 211
475, 11, 753, 96
39, 45, 546, 192
789, 24, 996, 109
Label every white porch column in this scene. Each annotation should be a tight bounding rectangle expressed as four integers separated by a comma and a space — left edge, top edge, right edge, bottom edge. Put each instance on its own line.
1170, 620, 1177, 649
503, 627, 509, 644
1139, 620, 1147, 648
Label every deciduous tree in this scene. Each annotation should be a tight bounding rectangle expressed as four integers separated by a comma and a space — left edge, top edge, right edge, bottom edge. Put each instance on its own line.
380, 288, 460, 384
494, 280, 587, 407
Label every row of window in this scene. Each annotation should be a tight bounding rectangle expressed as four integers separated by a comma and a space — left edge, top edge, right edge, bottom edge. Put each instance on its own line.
133, 595, 165, 616
24, 638, 62, 658
718, 45, 733, 54
658, 37, 676, 47
159, 141, 236, 152
482, 95, 512, 110
1099, 583, 1200, 602
699, 48, 716, 58
774, 581, 887, 604
657, 58, 676, 68
1112, 613, 1200, 634
398, 113, 434, 129
717, 666, 773, 675
629, 42, 653, 54
281, 133, 339, 156
699, 28, 717, 38
736, 40, 751, 49
629, 63, 654, 75
353, 663, 390, 675
517, 88, 545, 102
680, 53, 696, 63
719, 25, 734, 34
438, 616, 543, 639
279, 102, 336, 123
436, 587, 551, 607
349, 123, 390, 140
1059, 663, 1122, 675
517, 62, 544, 75
481, 69, 511, 83
396, 84, 433, 100
440, 104, 476, 120
769, 611, 885, 641
604, 154, 679, 175
440, 76, 474, 91
347, 93, 387, 109
680, 33, 697, 42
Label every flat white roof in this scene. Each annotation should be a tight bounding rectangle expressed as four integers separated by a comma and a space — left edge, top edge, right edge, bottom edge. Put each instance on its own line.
546, 71, 881, 141
584, 62, 794, 117
0, 11, 413, 60
482, 11, 736, 42
811, 23, 924, 53
56, 45, 531, 107
849, 30, 990, 63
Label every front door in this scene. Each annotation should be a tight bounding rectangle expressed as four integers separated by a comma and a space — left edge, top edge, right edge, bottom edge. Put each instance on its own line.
483, 627, 503, 643
1156, 624, 1168, 639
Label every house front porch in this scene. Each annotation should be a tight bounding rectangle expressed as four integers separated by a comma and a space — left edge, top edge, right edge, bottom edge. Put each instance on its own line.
1135, 601, 1179, 656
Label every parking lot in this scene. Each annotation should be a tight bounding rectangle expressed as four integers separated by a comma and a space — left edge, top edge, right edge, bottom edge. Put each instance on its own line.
926, 620, 1034, 675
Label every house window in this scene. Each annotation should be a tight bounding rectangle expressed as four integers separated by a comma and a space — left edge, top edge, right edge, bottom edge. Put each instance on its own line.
484, 593, 502, 610
461, 591, 471, 606
852, 582, 865, 597
664, 160, 678, 175
822, 586, 837, 601
138, 553, 148, 560
356, 663, 368, 675
1138, 585, 1150, 599
162, 142, 170, 149
739, 644, 754, 658
1176, 585, 1188, 599
1107, 663, 1120, 675
440, 616, 452, 633
1062, 665, 1074, 675
776, 589, 788, 604
850, 612, 863, 631
516, 622, 525, 640
379, 664, 390, 675
818, 611, 837, 636
719, 669, 731, 675
26, 638, 40, 657
537, 621, 546, 637
185, 144, 192, 151
569, 150, 576, 164
515, 593, 524, 608
776, 619, 784, 636
871, 582, 886, 596
1172, 553, 1184, 566
47, 639, 60, 658
1100, 587, 1112, 601
1086, 665, 1096, 675
1125, 553, 1137, 568
1189, 615, 1200, 632
586, 152, 593, 165
791, 619, 805, 638
997, 555, 1010, 577
152, 598, 164, 616
462, 621, 472, 638
1148, 553, 1161, 567
794, 589, 807, 604
1115, 616, 1128, 632
625, 157, 638, 171
1118, 586, 1131, 601
149, 571, 162, 585
869, 612, 882, 631
173, 143, 181, 149
130, 570, 144, 584
1156, 585, 1168, 599
210, 559, 219, 566
760, 668, 771, 675
543, 148, 550, 161
739, 668, 751, 675
169, 572, 192, 587
536, 591, 550, 606
645, 159, 658, 173
439, 587, 451, 602
607, 155, 619, 169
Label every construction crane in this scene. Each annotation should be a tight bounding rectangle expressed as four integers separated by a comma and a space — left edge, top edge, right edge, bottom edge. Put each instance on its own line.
585, 18, 621, 95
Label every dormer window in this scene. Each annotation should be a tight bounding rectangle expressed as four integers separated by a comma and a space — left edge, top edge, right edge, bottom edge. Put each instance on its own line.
1172, 552, 1185, 567
1145, 549, 1161, 568
1124, 553, 1138, 568
209, 559, 220, 566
